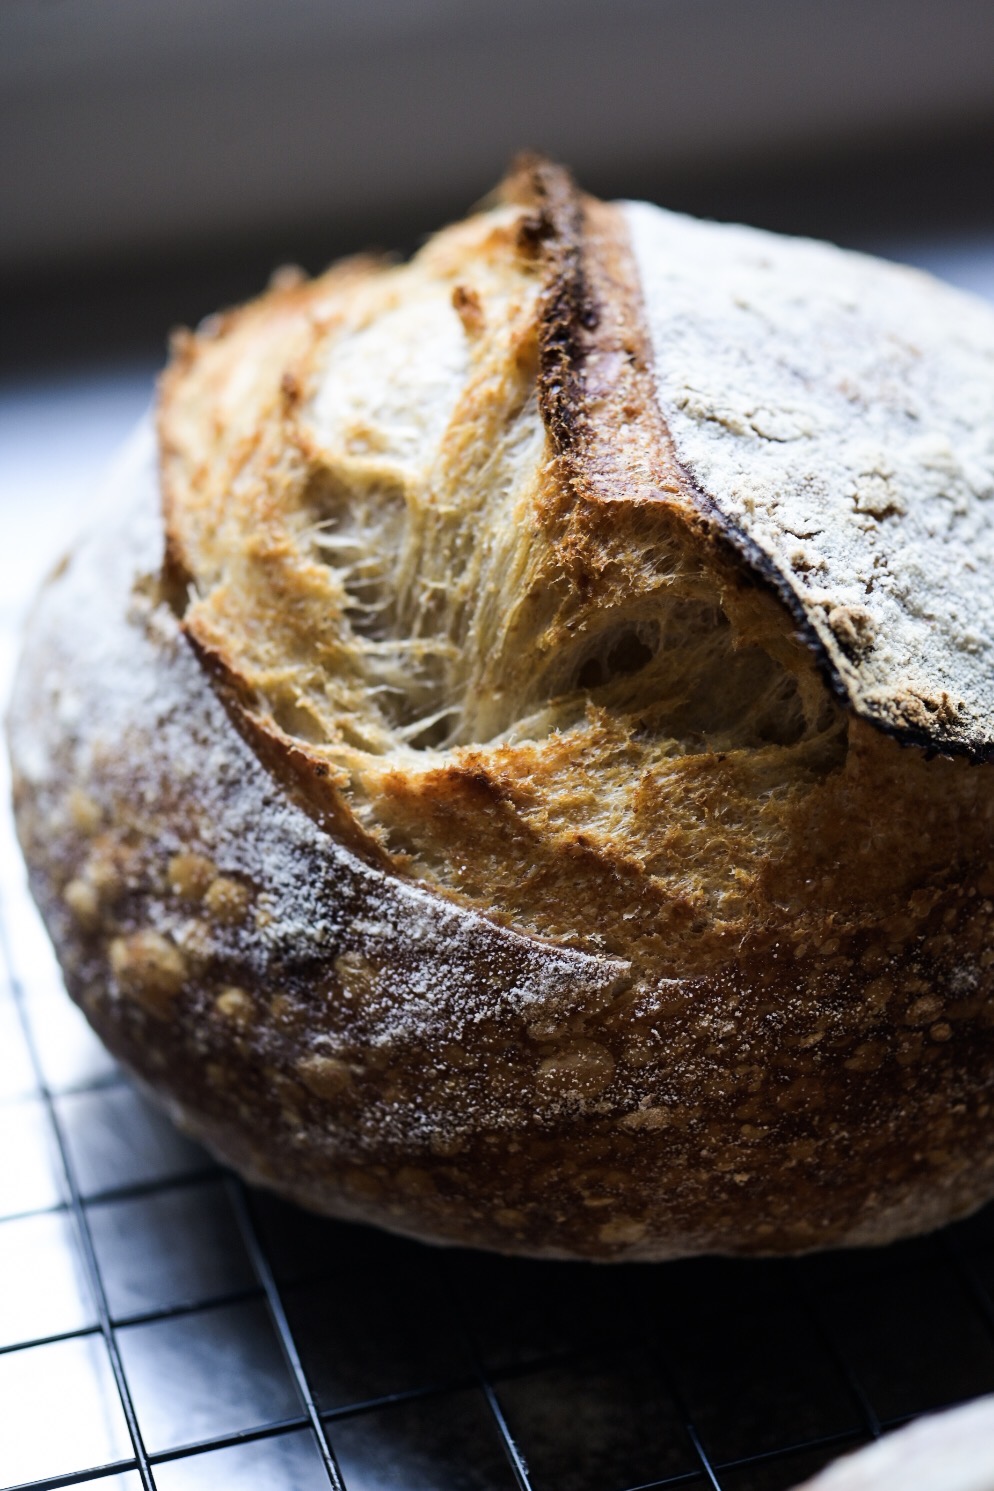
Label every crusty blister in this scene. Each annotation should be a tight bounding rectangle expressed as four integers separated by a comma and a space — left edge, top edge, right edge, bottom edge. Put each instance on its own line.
8, 159, 994, 1259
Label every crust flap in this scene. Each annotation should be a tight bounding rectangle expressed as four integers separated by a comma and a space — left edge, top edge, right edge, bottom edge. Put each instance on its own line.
623, 199, 994, 760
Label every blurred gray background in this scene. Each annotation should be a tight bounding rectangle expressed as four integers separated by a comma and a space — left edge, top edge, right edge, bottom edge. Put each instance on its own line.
4, 0, 994, 372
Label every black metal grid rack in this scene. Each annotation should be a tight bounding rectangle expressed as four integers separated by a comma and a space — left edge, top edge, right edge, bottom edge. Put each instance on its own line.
4, 227, 994, 1491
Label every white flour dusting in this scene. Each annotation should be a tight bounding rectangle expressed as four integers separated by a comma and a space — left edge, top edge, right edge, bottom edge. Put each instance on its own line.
626, 200, 994, 753
7, 425, 627, 1124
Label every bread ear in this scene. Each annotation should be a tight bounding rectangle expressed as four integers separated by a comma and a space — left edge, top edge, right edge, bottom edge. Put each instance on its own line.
625, 199, 994, 760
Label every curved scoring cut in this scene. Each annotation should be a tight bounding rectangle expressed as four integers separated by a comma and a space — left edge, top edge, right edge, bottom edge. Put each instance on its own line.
624, 200, 994, 760
158, 159, 994, 966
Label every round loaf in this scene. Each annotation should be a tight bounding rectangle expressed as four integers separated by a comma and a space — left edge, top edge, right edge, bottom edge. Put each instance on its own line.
9, 159, 994, 1260
792, 1396, 994, 1490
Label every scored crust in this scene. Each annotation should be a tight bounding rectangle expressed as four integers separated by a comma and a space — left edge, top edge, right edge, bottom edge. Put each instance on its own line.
625, 200, 994, 759
9, 159, 994, 1260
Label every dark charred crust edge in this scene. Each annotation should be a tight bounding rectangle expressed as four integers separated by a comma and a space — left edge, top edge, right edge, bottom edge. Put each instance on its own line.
182, 627, 395, 870
499, 154, 591, 465
512, 154, 994, 766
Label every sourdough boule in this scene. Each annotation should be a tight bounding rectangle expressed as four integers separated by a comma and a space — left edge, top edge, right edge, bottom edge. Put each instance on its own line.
8, 158, 994, 1260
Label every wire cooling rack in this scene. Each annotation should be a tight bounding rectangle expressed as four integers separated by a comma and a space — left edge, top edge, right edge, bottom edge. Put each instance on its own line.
4, 241, 994, 1490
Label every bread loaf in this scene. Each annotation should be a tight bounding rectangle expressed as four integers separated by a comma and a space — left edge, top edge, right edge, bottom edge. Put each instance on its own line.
792, 1396, 994, 1490
9, 158, 994, 1259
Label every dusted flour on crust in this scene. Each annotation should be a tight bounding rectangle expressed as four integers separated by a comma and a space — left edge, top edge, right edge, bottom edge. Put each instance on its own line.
9, 160, 994, 1260
626, 199, 994, 757
10, 431, 627, 1121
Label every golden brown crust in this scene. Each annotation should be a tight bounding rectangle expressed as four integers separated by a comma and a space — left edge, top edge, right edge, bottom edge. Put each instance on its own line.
8, 164, 994, 1260
9, 444, 994, 1258
11, 531, 994, 1260
154, 161, 846, 970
